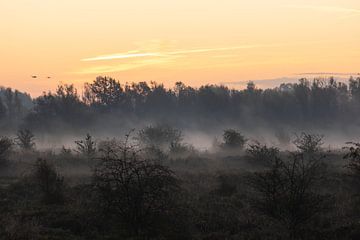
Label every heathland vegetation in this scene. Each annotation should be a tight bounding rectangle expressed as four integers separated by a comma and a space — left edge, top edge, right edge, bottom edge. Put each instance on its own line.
1, 77, 360, 239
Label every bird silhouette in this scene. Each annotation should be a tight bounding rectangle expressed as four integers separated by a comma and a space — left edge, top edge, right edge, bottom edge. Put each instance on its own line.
31, 75, 37, 78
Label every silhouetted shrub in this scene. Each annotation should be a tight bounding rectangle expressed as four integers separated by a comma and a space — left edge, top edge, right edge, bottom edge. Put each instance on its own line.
16, 129, 35, 150
221, 129, 247, 150
0, 136, 13, 166
247, 141, 280, 167
93, 134, 183, 239
33, 158, 65, 204
250, 141, 329, 239
344, 142, 360, 176
75, 133, 96, 157
294, 133, 324, 154
137, 124, 183, 152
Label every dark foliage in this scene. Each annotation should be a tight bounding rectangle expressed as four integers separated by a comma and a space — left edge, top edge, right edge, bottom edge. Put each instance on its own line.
344, 142, 360, 176
2, 76, 360, 133
137, 124, 183, 152
0, 136, 12, 166
222, 129, 247, 150
93, 134, 186, 239
15, 129, 35, 150
74, 133, 97, 157
33, 158, 65, 205
250, 135, 329, 239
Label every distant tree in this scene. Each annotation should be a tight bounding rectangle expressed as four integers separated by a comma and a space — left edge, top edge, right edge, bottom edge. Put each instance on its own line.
25, 83, 88, 131
0, 98, 7, 121
60, 146, 72, 156
349, 77, 360, 102
16, 129, 35, 150
3, 88, 13, 118
222, 129, 247, 150
75, 133, 96, 157
83, 76, 124, 107
293, 133, 323, 154
246, 81, 256, 92
247, 141, 280, 166
138, 124, 182, 152
344, 142, 360, 176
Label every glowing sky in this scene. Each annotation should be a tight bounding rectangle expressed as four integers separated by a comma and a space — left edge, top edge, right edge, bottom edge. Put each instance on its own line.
0, 0, 359, 96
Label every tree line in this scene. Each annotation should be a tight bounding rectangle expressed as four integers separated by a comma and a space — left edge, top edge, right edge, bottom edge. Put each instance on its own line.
2, 76, 360, 132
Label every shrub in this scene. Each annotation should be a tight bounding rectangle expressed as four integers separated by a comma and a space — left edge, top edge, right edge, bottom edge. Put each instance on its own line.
33, 158, 65, 204
16, 129, 35, 150
250, 142, 328, 239
94, 134, 181, 239
137, 124, 183, 152
0, 136, 13, 166
74, 133, 96, 157
222, 129, 247, 150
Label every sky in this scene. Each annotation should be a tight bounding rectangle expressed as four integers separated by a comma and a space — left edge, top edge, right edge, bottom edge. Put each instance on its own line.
0, 0, 359, 96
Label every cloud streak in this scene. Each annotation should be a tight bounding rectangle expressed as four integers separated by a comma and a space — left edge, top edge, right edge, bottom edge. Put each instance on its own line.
82, 52, 160, 61
287, 4, 360, 14
298, 72, 360, 76
81, 44, 267, 62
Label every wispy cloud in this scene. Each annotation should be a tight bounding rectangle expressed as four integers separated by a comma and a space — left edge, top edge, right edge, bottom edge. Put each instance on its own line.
82, 52, 160, 61
287, 4, 360, 15
81, 44, 267, 62
298, 72, 360, 76
76, 57, 178, 74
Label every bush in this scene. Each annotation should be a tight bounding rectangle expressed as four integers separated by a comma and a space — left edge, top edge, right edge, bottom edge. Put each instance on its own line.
247, 141, 280, 167
222, 129, 247, 150
33, 158, 65, 205
74, 133, 96, 157
250, 141, 328, 239
16, 129, 36, 150
137, 124, 183, 152
0, 136, 13, 166
93, 134, 183, 239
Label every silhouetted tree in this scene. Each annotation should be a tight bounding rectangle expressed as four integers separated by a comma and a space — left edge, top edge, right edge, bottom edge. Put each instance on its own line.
0, 98, 7, 121
250, 136, 328, 239
94, 134, 180, 238
84, 76, 125, 108
293, 133, 323, 154
138, 124, 182, 152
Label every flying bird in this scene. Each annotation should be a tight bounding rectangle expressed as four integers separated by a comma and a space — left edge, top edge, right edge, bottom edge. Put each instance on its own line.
31, 75, 38, 78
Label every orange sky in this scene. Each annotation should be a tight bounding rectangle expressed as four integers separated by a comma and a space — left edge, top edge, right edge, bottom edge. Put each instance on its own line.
0, 0, 359, 96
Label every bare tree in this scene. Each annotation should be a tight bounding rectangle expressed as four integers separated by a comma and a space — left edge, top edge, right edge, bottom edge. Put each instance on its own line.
250, 137, 328, 239
293, 133, 324, 154
93, 133, 179, 238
